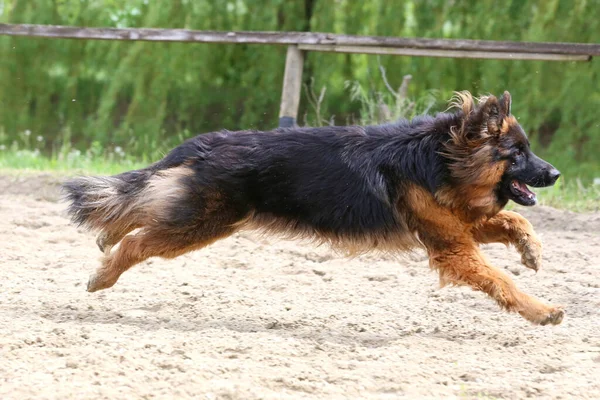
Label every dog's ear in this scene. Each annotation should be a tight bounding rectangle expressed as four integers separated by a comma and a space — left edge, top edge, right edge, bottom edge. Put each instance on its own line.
499, 91, 512, 116
481, 95, 502, 135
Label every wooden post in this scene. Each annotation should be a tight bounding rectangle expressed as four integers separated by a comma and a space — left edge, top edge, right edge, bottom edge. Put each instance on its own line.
279, 45, 304, 128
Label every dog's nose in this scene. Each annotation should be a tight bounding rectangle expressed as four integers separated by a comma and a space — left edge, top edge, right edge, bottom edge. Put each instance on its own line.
548, 168, 561, 184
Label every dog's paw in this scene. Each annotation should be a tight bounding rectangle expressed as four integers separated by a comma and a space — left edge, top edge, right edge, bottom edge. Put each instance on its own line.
539, 307, 565, 326
86, 273, 102, 292
520, 305, 565, 326
87, 271, 116, 292
518, 234, 542, 272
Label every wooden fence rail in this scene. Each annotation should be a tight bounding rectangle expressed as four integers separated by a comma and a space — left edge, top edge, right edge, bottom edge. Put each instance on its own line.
1, 23, 598, 127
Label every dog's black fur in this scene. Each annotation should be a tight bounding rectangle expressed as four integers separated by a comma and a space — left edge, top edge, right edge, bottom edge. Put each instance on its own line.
161, 116, 455, 236
65, 115, 462, 248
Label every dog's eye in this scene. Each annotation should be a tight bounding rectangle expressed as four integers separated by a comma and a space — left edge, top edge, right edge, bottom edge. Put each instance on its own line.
515, 149, 523, 157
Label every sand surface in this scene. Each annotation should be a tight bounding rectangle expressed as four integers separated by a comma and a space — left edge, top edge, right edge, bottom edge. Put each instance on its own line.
1, 173, 599, 399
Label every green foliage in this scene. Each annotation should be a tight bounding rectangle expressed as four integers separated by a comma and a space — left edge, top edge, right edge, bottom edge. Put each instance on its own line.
0, 0, 598, 182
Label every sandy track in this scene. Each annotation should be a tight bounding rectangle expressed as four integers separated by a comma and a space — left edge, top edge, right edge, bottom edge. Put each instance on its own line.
0, 173, 599, 399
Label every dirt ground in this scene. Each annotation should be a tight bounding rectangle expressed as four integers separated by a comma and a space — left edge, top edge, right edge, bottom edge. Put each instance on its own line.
0, 173, 599, 400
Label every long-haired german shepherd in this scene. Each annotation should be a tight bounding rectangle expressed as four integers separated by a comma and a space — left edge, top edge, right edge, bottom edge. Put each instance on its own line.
63, 91, 564, 325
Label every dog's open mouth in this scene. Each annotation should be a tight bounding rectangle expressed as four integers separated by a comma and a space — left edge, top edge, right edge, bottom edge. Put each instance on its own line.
509, 179, 536, 206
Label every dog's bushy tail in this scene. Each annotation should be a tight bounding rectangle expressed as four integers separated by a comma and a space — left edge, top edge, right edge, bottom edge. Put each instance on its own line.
62, 169, 152, 232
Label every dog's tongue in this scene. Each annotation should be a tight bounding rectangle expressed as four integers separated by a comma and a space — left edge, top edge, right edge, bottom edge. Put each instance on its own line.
514, 180, 535, 199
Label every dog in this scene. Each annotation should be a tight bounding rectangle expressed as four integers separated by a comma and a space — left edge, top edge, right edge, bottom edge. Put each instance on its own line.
63, 90, 564, 325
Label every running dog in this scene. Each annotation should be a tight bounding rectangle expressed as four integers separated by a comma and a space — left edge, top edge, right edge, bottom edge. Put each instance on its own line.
63, 90, 564, 325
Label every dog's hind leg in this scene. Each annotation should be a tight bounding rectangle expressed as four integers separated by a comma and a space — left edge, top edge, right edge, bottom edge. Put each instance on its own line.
472, 210, 542, 272
87, 223, 238, 292
429, 244, 563, 325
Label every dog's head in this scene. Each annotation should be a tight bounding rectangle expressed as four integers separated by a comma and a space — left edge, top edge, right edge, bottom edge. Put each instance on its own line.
443, 91, 560, 209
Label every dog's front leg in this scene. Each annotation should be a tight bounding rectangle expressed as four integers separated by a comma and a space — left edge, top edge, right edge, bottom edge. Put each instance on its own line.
428, 243, 563, 325
472, 210, 542, 272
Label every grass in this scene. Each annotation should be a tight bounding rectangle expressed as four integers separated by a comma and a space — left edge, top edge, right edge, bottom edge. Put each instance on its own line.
0, 149, 147, 176
0, 131, 153, 175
